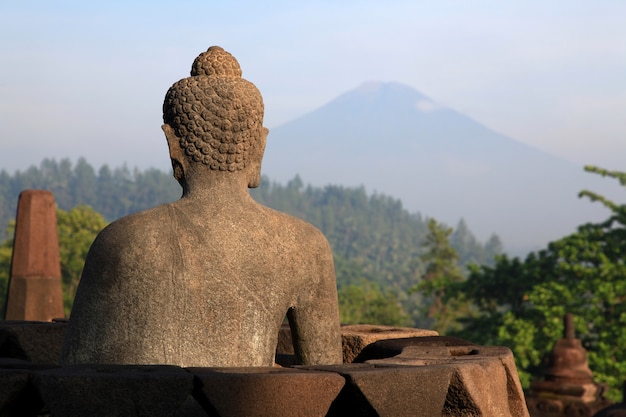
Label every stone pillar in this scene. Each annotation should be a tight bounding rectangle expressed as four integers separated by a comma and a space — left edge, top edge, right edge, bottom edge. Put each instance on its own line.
4, 190, 65, 321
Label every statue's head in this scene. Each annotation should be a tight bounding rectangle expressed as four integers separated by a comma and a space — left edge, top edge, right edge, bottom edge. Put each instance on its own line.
162, 46, 266, 188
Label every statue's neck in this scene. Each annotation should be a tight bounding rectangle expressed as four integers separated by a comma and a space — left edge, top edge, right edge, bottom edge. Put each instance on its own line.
179, 173, 253, 204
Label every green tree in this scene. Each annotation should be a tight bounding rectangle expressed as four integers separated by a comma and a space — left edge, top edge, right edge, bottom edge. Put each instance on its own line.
0, 221, 15, 317
339, 279, 412, 326
56, 206, 107, 314
410, 218, 473, 334
483, 234, 504, 263
0, 206, 107, 317
450, 218, 483, 267
453, 166, 626, 398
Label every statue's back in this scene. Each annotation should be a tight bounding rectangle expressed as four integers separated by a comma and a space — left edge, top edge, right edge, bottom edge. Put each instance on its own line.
62, 198, 339, 367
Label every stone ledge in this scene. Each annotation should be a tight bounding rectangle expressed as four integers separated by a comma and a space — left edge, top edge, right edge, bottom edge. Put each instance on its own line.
0, 358, 530, 417
0, 321, 66, 364
277, 323, 439, 365
0, 321, 530, 416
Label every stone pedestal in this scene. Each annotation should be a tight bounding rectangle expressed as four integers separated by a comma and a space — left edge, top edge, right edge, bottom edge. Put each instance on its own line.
0, 321, 531, 416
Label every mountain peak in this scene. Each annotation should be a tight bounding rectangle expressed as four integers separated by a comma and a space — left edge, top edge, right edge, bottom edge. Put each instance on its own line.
263, 80, 608, 253
332, 81, 443, 115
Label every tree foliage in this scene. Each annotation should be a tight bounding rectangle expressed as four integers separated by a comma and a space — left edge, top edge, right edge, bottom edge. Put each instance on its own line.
0, 207, 106, 317
449, 166, 626, 398
56, 206, 108, 314
338, 279, 412, 326
0, 158, 502, 327
0, 158, 179, 241
410, 219, 474, 334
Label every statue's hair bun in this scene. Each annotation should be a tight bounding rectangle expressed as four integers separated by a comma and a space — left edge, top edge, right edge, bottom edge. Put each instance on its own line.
190, 46, 242, 78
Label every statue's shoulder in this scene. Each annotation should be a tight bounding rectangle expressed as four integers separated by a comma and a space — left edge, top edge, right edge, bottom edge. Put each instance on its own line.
254, 203, 331, 248
88, 204, 176, 259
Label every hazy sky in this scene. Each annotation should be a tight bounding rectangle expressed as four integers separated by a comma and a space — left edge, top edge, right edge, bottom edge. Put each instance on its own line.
1, 1, 624, 175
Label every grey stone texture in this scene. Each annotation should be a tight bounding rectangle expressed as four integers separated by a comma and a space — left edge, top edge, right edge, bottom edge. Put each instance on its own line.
1, 320, 532, 416
277, 323, 439, 365
364, 344, 530, 417
0, 359, 58, 417
61, 46, 343, 367
340, 324, 439, 363
0, 368, 39, 416
32, 364, 195, 417
4, 190, 65, 322
297, 339, 530, 417
0, 321, 66, 363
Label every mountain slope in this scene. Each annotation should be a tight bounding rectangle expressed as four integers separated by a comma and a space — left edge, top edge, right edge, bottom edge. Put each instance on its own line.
262, 82, 615, 253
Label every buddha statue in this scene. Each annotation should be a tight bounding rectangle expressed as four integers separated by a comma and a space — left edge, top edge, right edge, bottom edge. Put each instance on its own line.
61, 46, 343, 367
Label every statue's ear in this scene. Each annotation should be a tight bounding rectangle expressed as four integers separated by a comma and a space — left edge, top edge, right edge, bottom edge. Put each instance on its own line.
162, 124, 187, 182
247, 127, 268, 188
261, 127, 268, 152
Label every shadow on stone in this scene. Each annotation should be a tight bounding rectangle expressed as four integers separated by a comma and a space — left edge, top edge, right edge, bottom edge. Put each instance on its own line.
0, 321, 66, 364
31, 364, 194, 417
353, 335, 476, 363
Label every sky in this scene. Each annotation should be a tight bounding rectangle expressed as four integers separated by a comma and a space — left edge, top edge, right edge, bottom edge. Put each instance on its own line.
1, 1, 625, 176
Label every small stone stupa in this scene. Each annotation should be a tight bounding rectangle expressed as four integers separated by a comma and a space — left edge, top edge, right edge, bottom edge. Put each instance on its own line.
526, 313, 611, 416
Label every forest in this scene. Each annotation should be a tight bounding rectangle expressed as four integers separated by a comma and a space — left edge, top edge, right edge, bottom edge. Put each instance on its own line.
0, 158, 502, 326
0, 158, 625, 400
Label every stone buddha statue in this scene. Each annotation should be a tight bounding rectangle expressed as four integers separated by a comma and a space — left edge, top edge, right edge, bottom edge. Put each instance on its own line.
61, 46, 343, 367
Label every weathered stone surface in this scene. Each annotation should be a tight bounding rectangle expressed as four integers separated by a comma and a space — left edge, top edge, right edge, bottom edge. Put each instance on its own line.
295, 340, 529, 416
276, 323, 296, 355
190, 366, 345, 417
61, 46, 342, 367
173, 395, 211, 417
32, 364, 194, 417
0, 321, 66, 364
277, 323, 439, 365
366, 345, 530, 417
341, 325, 438, 363
0, 359, 55, 417
0, 328, 532, 417
353, 335, 475, 363
0, 368, 39, 416
4, 190, 65, 321
328, 364, 453, 417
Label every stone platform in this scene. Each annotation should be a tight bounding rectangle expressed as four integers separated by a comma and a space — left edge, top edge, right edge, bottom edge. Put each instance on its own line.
0, 321, 530, 416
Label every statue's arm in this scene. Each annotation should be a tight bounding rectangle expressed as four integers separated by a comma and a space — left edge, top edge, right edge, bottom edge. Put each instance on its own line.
287, 239, 343, 365
61, 223, 136, 364
61, 230, 117, 363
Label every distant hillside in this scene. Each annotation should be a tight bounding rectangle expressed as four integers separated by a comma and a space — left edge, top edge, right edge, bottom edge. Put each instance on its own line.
0, 159, 500, 290
0, 158, 181, 235
262, 81, 615, 253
